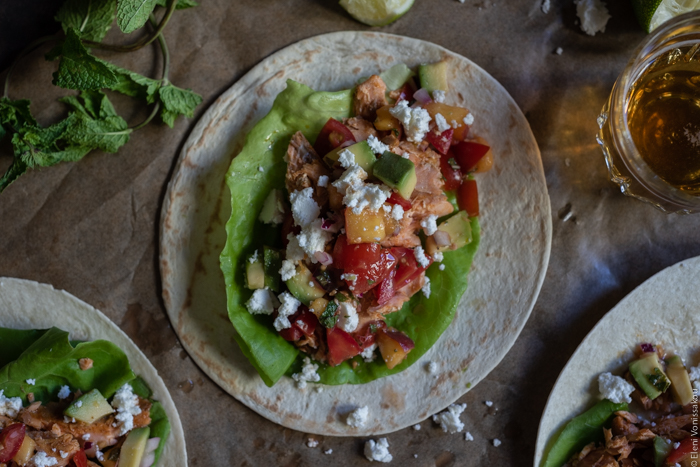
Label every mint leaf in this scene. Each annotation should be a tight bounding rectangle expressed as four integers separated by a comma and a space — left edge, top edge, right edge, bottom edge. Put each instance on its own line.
0, 158, 29, 193
101, 61, 161, 103
55, 0, 117, 42
62, 91, 130, 152
50, 28, 118, 90
0, 98, 37, 139
158, 83, 202, 127
155, 0, 199, 9
117, 0, 159, 33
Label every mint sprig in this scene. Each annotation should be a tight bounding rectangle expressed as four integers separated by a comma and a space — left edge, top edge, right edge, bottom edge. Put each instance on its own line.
0, 0, 201, 193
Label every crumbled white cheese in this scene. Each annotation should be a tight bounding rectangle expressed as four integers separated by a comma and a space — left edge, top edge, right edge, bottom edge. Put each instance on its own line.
292, 357, 320, 389
541, 0, 550, 13
389, 99, 432, 142
414, 246, 430, 268
420, 215, 438, 236
296, 219, 332, 259
290, 187, 320, 228
307, 438, 319, 448
451, 119, 459, 129
465, 432, 474, 441
598, 372, 635, 404
111, 383, 141, 436
279, 260, 297, 281
318, 175, 329, 187
367, 135, 390, 155
337, 301, 359, 333
463, 113, 475, 126
25, 378, 36, 385
391, 204, 404, 221
95, 447, 104, 462
432, 90, 446, 103
59, 451, 68, 459
0, 390, 23, 417
57, 385, 71, 400
361, 343, 377, 362
432, 252, 444, 262
434, 113, 450, 133
688, 365, 700, 381
274, 292, 300, 331
246, 288, 279, 315
316, 386, 324, 393
248, 250, 258, 264
82, 434, 90, 440
338, 149, 356, 168
426, 361, 438, 373
413, 424, 421, 430
364, 438, 393, 463
556, 47, 563, 55
346, 406, 369, 428
439, 264, 446, 271
485, 401, 493, 407
493, 439, 502, 447
332, 165, 367, 196
421, 276, 431, 298
575, 0, 610, 36
285, 234, 306, 262
30, 452, 58, 467
75, 401, 83, 408
324, 449, 333, 455
344, 183, 392, 215
432, 403, 467, 433
258, 166, 264, 172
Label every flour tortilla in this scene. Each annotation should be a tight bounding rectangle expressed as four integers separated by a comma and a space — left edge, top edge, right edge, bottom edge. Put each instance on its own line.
160, 31, 551, 435
0, 277, 187, 467
534, 256, 700, 467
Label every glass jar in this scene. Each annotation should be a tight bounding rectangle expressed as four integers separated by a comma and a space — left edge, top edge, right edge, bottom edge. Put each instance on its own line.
597, 11, 700, 214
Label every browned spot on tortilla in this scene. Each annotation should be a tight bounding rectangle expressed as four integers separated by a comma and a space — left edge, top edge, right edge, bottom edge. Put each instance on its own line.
247, 391, 280, 414
304, 49, 320, 61
121, 303, 177, 356
458, 92, 464, 102
284, 412, 302, 420
326, 402, 339, 423
258, 70, 285, 97
380, 384, 405, 412
352, 66, 361, 74
435, 451, 456, 467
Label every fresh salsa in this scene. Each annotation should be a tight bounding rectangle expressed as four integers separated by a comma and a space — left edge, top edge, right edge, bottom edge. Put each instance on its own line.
242, 61, 493, 376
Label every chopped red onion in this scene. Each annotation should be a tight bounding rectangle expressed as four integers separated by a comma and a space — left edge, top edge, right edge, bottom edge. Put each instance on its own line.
433, 230, 451, 247
314, 251, 333, 265
321, 218, 335, 229
84, 441, 93, 450
145, 438, 160, 454
412, 88, 432, 104
640, 343, 655, 353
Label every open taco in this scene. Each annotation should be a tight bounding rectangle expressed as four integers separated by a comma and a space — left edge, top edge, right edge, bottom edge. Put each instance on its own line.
0, 277, 187, 467
160, 31, 551, 435
535, 257, 700, 467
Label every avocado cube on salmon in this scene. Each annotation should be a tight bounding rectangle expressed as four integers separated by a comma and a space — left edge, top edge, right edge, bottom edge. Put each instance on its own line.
324, 141, 377, 173
118, 426, 150, 467
64, 388, 114, 424
629, 352, 671, 400
419, 61, 449, 94
373, 151, 416, 200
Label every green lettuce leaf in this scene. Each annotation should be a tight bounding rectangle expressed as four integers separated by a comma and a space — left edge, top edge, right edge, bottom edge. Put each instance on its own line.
221, 79, 480, 386
0, 328, 48, 369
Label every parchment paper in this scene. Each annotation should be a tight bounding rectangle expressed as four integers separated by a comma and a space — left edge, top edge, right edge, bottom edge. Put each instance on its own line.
3, 0, 699, 465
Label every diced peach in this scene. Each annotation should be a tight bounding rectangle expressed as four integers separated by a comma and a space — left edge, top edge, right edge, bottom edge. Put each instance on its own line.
13, 436, 36, 465
424, 102, 469, 124
374, 105, 401, 132
376, 329, 415, 369
345, 209, 386, 244
309, 297, 329, 319
471, 136, 494, 173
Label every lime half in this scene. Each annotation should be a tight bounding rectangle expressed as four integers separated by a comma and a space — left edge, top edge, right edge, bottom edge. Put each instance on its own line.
339, 0, 415, 27
632, 0, 700, 32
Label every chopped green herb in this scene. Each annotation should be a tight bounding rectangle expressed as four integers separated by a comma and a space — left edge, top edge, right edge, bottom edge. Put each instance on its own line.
320, 301, 339, 329
648, 368, 671, 392
336, 293, 348, 302
369, 323, 378, 333
367, 279, 375, 285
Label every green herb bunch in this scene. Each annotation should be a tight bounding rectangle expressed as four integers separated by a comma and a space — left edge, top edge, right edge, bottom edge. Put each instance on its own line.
0, 0, 203, 193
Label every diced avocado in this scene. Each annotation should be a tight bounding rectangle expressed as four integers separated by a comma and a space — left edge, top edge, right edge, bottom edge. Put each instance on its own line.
379, 63, 415, 91
285, 262, 325, 305
245, 251, 265, 290
258, 189, 286, 224
436, 211, 472, 251
373, 151, 416, 199
653, 435, 672, 467
64, 388, 114, 424
419, 61, 449, 94
263, 247, 282, 292
324, 141, 377, 173
666, 355, 694, 406
629, 352, 671, 400
118, 426, 150, 467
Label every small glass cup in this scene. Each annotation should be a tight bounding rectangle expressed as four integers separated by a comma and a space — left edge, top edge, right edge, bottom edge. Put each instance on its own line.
597, 11, 700, 214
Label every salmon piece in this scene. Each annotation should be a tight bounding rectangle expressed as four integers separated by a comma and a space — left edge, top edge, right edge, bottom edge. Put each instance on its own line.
29, 432, 79, 467
381, 193, 453, 249
354, 75, 388, 120
285, 131, 331, 208
399, 141, 444, 196
368, 273, 425, 315
343, 116, 378, 142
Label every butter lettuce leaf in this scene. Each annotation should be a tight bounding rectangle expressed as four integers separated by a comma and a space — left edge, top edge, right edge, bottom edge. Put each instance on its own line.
220, 79, 479, 386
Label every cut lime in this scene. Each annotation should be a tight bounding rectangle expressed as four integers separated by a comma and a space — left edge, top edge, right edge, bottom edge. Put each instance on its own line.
339, 0, 415, 27
632, 0, 700, 32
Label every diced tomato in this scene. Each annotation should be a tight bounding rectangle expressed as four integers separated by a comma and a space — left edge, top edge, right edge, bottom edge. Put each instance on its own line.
278, 324, 303, 342
440, 150, 462, 191
354, 320, 387, 349
332, 235, 398, 295
376, 269, 396, 305
0, 423, 25, 462
71, 449, 88, 467
666, 437, 699, 464
314, 118, 356, 156
425, 127, 454, 155
393, 248, 431, 290
386, 192, 412, 210
396, 81, 415, 103
326, 327, 362, 366
294, 309, 319, 337
457, 179, 479, 217
452, 141, 490, 173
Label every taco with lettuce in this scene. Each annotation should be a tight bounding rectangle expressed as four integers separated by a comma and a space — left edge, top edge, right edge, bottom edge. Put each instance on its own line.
220, 60, 493, 388
0, 278, 187, 467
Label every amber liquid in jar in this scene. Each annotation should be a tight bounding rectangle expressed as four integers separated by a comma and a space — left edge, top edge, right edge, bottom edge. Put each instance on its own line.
626, 46, 700, 193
